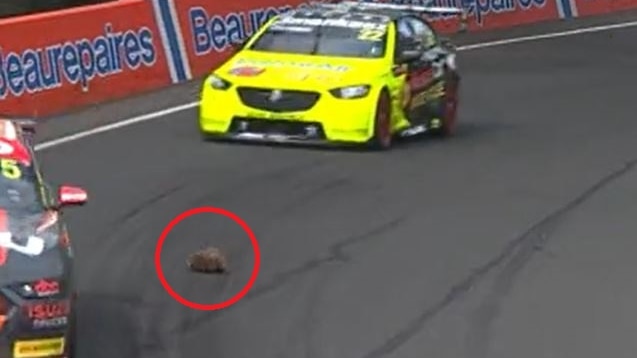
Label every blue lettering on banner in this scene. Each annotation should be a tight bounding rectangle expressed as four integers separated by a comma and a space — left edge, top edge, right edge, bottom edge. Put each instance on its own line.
0, 23, 157, 100
189, 1, 321, 56
387, 0, 547, 25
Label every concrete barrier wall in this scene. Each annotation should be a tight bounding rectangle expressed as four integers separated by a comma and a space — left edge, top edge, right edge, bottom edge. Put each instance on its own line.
573, 0, 637, 17
0, 0, 170, 116
0, 0, 634, 117
0, 0, 113, 19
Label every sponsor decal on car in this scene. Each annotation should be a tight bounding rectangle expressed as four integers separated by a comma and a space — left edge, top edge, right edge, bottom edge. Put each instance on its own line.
32, 279, 60, 297
233, 58, 349, 72
228, 66, 266, 76
25, 300, 70, 329
0, 233, 45, 256
409, 81, 445, 109
245, 111, 303, 120
275, 16, 388, 29
13, 337, 65, 358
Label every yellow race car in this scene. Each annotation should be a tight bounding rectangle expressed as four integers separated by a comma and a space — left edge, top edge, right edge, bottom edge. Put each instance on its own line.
198, 1, 464, 150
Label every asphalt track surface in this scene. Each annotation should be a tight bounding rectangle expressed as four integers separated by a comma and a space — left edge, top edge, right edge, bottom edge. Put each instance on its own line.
34, 13, 637, 358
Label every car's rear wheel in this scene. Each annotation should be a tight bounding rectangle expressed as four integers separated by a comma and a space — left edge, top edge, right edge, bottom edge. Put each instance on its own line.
432, 73, 459, 137
66, 295, 77, 358
369, 89, 392, 150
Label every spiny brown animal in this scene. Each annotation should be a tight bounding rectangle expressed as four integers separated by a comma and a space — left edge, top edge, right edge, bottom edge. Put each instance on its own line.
186, 247, 228, 274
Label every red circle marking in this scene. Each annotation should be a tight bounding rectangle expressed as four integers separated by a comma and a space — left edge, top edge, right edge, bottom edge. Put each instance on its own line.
154, 207, 261, 311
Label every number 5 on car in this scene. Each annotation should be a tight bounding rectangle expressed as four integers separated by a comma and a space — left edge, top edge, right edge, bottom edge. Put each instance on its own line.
1, 159, 21, 180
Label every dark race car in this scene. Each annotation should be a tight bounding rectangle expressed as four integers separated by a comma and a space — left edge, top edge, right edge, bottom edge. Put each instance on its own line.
0, 119, 87, 358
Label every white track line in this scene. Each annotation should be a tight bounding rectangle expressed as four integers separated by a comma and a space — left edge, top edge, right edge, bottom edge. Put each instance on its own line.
34, 102, 198, 151
33, 19, 637, 152
457, 20, 637, 50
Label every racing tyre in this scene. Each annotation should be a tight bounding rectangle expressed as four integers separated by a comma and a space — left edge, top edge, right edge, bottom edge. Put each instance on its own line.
432, 73, 459, 137
67, 296, 78, 358
369, 89, 392, 150
200, 132, 223, 142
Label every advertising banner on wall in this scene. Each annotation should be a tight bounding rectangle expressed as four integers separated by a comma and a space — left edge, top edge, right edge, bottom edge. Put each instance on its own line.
0, 0, 171, 116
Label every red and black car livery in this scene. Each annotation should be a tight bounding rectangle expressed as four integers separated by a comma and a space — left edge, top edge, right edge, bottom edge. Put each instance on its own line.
0, 119, 88, 358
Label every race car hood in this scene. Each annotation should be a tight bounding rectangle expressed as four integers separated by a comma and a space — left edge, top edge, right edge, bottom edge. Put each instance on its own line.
216, 51, 388, 89
0, 209, 60, 257
0, 209, 65, 285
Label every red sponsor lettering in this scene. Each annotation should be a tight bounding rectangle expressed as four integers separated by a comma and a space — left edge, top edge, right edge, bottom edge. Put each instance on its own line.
408, 68, 433, 91
33, 279, 60, 296
25, 301, 70, 320
229, 66, 265, 77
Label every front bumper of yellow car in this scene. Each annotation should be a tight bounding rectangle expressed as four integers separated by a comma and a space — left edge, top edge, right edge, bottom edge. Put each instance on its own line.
198, 79, 380, 146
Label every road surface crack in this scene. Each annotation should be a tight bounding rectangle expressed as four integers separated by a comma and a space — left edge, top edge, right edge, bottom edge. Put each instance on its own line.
246, 215, 407, 300
360, 159, 637, 358
175, 215, 408, 334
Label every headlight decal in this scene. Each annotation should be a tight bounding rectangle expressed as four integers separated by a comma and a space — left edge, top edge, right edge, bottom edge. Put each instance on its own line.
209, 74, 232, 90
329, 85, 371, 99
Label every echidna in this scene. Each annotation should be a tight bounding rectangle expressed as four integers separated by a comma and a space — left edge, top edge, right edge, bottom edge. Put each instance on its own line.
186, 247, 228, 274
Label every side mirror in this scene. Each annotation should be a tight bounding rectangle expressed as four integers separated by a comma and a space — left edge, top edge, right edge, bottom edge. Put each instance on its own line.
57, 185, 88, 208
439, 37, 456, 50
398, 49, 422, 63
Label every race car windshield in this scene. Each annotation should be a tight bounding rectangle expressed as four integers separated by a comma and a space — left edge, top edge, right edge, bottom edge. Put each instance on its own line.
0, 161, 45, 215
249, 24, 387, 58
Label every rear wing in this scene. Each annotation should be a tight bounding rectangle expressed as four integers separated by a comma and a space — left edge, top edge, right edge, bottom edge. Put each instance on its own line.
318, 0, 468, 31
0, 117, 37, 135
0, 117, 36, 165
0, 116, 37, 149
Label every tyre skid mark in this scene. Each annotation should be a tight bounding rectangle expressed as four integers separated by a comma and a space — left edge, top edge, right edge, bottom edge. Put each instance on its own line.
360, 159, 637, 358
174, 215, 409, 335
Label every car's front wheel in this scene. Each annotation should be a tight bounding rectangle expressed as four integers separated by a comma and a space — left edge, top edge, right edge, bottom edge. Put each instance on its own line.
369, 89, 393, 150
